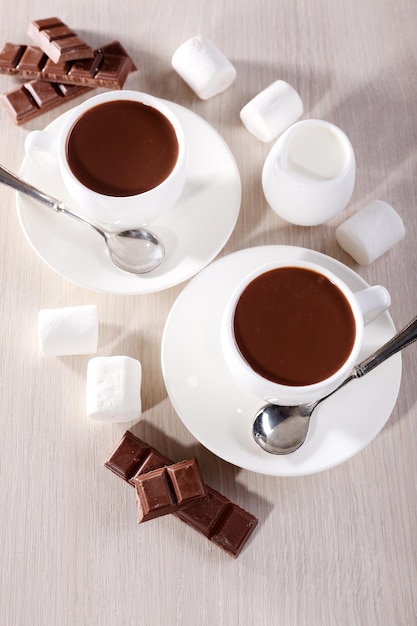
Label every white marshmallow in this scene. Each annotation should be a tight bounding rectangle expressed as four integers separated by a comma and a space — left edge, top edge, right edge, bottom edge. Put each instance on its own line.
171, 36, 236, 100
240, 80, 304, 142
336, 200, 405, 265
86, 356, 142, 423
38, 305, 98, 356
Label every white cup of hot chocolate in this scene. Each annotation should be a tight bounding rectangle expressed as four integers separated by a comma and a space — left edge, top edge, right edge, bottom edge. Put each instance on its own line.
25, 90, 187, 231
221, 260, 391, 406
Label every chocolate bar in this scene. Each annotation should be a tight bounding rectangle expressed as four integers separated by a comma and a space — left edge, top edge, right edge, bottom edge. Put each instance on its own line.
0, 41, 136, 89
0, 79, 90, 124
104, 431, 258, 557
27, 17, 94, 64
134, 458, 209, 522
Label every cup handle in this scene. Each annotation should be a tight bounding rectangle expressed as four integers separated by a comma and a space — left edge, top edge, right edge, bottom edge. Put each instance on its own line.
354, 285, 391, 325
24, 130, 59, 172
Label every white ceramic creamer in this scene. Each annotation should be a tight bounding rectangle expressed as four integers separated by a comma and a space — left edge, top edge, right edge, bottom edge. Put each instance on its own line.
262, 119, 356, 226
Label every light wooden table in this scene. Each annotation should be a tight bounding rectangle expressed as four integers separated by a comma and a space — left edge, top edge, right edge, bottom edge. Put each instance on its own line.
1, 2, 416, 625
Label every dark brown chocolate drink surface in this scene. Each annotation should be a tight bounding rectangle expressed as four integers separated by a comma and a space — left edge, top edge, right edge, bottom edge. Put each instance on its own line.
66, 100, 179, 196
233, 267, 356, 386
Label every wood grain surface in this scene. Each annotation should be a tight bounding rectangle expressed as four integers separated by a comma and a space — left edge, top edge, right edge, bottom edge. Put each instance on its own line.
0, 2, 416, 625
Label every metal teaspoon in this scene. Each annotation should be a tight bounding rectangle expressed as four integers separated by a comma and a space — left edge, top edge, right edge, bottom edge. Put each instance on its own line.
0, 164, 165, 274
252, 315, 417, 454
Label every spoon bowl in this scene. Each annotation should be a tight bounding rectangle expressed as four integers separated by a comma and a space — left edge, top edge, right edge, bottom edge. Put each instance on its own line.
105, 229, 165, 274
0, 164, 165, 274
253, 402, 317, 454
253, 315, 417, 455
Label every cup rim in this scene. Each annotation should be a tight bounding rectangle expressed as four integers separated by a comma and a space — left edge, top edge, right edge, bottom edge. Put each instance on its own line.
276, 118, 355, 183
58, 90, 187, 201
222, 259, 364, 399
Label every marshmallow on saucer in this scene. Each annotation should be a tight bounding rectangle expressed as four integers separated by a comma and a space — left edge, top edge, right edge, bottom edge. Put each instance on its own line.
38, 304, 98, 356
336, 200, 405, 265
240, 80, 303, 142
86, 355, 142, 423
171, 36, 237, 100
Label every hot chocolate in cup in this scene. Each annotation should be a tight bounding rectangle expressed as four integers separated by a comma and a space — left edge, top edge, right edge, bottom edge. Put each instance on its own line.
24, 90, 187, 231
221, 260, 390, 406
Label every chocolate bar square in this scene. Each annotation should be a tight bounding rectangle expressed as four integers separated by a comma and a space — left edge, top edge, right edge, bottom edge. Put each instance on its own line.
27, 17, 94, 63
134, 458, 209, 522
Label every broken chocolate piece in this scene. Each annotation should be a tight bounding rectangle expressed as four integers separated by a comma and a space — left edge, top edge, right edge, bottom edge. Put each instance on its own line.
104, 431, 150, 482
134, 458, 208, 522
27, 17, 94, 64
104, 431, 258, 557
0, 41, 136, 89
0, 80, 90, 124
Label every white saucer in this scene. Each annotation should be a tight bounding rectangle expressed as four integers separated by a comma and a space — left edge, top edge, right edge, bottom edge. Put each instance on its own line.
17, 101, 241, 294
161, 245, 402, 476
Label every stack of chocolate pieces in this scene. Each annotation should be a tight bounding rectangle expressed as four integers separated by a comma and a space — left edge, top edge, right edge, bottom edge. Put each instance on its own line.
105, 431, 258, 558
0, 17, 137, 124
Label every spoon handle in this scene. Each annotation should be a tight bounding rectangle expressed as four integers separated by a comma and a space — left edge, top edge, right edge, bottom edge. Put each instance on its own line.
354, 315, 417, 377
0, 164, 62, 211
0, 163, 105, 240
